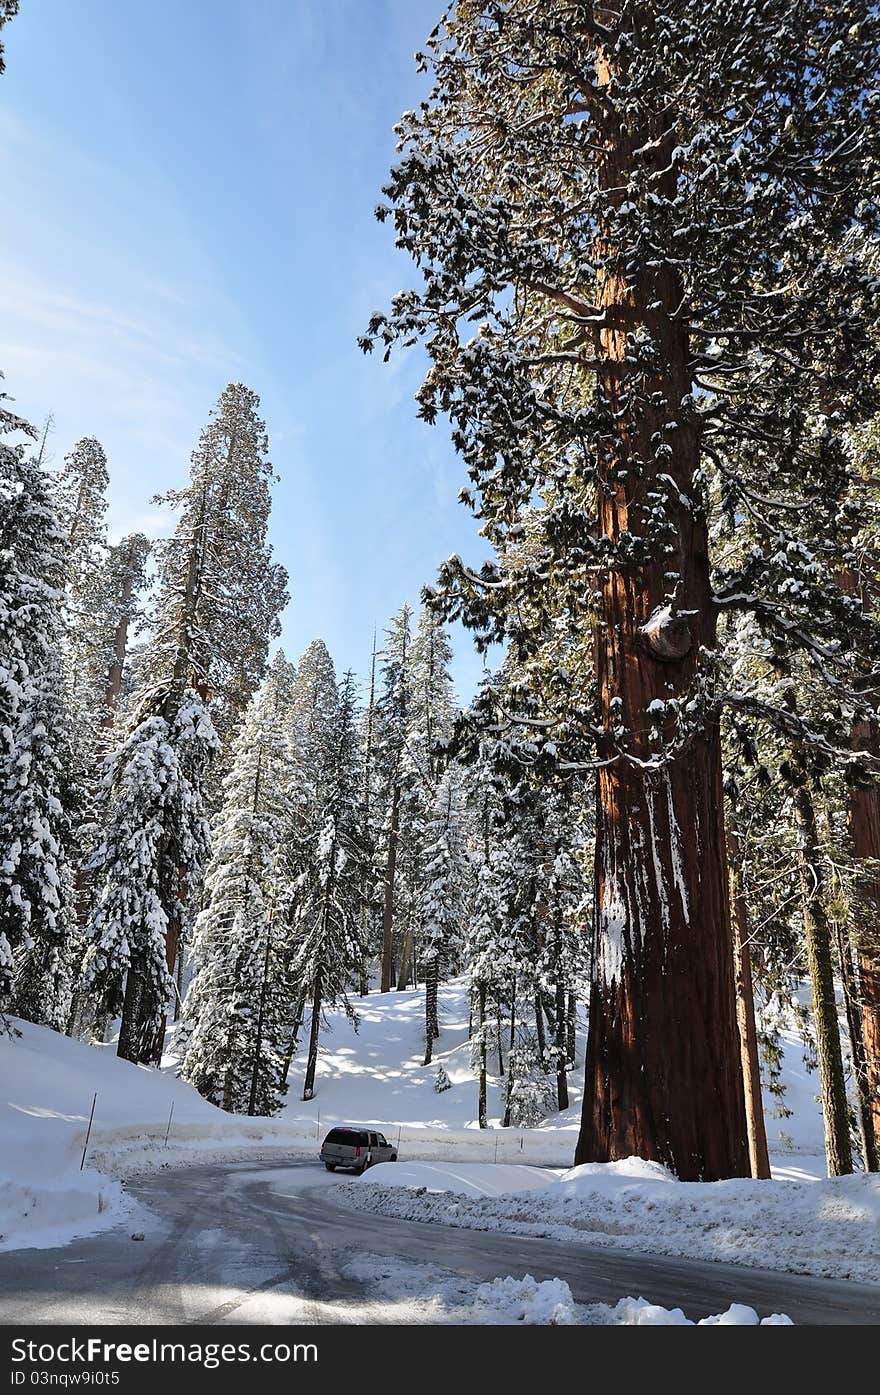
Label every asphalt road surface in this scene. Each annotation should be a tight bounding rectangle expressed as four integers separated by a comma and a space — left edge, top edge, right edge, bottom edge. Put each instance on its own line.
0, 1159, 878, 1325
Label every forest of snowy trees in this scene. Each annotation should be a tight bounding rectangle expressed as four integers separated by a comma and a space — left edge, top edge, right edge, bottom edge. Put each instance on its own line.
2, 0, 880, 1188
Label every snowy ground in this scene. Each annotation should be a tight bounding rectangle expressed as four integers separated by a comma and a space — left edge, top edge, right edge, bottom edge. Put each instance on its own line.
0, 975, 842, 1261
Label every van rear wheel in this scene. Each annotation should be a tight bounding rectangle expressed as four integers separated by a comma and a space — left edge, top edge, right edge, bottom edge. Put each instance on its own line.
324, 1163, 336, 1172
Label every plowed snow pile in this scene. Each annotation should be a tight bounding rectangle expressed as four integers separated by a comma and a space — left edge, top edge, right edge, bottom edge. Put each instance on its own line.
339, 1156, 880, 1283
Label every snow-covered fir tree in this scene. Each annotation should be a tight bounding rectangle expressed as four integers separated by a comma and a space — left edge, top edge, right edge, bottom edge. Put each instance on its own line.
420, 764, 468, 1064
81, 694, 218, 1062
180, 652, 296, 1115
293, 671, 366, 1101
0, 393, 77, 1029
148, 383, 289, 746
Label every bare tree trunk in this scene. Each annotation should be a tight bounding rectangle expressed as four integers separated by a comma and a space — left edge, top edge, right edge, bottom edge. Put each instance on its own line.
302, 970, 323, 1102
555, 977, 569, 1112
424, 959, 439, 1066
247, 918, 273, 1117
117, 963, 146, 1064
576, 29, 748, 1181
566, 991, 577, 1066
728, 818, 771, 1179
534, 992, 547, 1068
477, 982, 488, 1129
380, 786, 400, 992
501, 975, 517, 1128
396, 922, 411, 992
174, 946, 184, 1022
791, 771, 853, 1176
835, 921, 879, 1172
281, 996, 305, 1087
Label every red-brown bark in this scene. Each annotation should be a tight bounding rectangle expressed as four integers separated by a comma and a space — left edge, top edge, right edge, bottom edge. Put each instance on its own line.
848, 722, 880, 1158
575, 23, 748, 1180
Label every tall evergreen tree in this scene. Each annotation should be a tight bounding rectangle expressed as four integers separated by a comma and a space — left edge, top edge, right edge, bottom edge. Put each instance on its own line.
84, 385, 288, 1060
373, 605, 415, 992
80, 696, 217, 1062
421, 764, 467, 1064
364, 0, 880, 1179
180, 653, 295, 1115
295, 671, 366, 1100
148, 383, 288, 742
0, 395, 77, 1027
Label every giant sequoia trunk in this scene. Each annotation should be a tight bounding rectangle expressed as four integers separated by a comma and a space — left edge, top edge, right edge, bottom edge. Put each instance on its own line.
576, 34, 748, 1181
847, 722, 880, 1165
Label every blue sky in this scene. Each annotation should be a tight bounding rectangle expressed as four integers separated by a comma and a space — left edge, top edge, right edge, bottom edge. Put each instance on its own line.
0, 0, 493, 701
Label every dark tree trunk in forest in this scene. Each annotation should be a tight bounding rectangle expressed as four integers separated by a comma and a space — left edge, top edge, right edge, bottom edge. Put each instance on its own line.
117, 962, 147, 1064
534, 992, 546, 1067
281, 996, 305, 1087
149, 896, 181, 1066
835, 921, 878, 1172
501, 975, 516, 1128
247, 919, 273, 1116
566, 991, 576, 1066
577, 33, 748, 1181
174, 947, 184, 1022
424, 959, 439, 1065
728, 820, 771, 1179
302, 970, 323, 1102
396, 923, 411, 992
477, 982, 488, 1129
847, 720, 880, 1163
380, 785, 400, 992
555, 978, 569, 1112
791, 771, 853, 1176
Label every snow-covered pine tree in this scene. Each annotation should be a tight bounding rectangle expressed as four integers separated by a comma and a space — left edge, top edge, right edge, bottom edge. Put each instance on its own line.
180, 652, 295, 1115
148, 383, 288, 745
373, 604, 414, 992
364, 0, 880, 1180
85, 385, 287, 1061
294, 670, 366, 1100
420, 764, 467, 1064
53, 437, 109, 600
0, 394, 78, 1028
90, 532, 151, 723
356, 629, 380, 994
81, 694, 217, 1062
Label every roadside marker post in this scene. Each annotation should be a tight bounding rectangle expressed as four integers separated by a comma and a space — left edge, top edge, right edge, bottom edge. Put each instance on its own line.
80, 1092, 97, 1171
164, 1100, 174, 1148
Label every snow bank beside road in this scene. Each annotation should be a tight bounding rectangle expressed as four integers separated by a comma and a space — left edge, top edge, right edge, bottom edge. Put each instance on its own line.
0, 1018, 315, 1251
342, 1155, 880, 1284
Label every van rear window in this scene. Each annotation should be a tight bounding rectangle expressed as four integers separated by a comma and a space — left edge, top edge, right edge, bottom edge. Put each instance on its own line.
325, 1128, 368, 1146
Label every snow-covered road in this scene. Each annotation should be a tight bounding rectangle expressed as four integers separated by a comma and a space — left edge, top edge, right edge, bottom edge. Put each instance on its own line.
0, 1159, 877, 1325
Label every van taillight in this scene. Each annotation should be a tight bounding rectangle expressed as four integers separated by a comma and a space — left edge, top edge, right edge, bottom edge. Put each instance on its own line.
355, 1146, 361, 1156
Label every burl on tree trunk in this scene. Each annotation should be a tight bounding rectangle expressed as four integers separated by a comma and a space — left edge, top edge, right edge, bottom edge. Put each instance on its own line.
576, 32, 748, 1181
